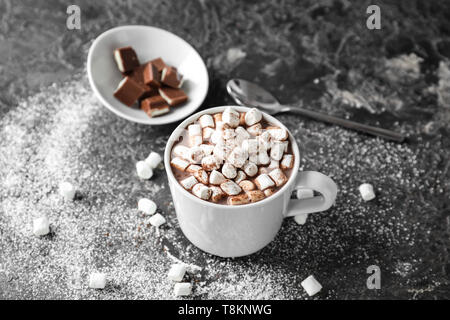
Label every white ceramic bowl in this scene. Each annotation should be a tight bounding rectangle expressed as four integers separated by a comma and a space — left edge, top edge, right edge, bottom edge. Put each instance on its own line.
87, 25, 209, 125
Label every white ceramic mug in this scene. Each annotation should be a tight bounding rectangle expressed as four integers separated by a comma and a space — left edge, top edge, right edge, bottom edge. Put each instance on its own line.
164, 106, 338, 257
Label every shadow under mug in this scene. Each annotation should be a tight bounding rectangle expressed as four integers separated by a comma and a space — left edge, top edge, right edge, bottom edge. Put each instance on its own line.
164, 106, 338, 257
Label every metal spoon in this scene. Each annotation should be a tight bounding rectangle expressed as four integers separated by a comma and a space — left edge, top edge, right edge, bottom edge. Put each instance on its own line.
226, 79, 405, 142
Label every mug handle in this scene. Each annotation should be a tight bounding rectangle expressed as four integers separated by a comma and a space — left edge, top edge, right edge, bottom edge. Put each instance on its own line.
285, 171, 338, 217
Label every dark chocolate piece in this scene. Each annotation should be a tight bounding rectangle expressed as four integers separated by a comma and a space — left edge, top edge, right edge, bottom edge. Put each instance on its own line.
114, 47, 140, 73
140, 95, 170, 117
143, 63, 161, 87
158, 87, 188, 106
161, 66, 183, 88
113, 77, 147, 107
149, 58, 166, 72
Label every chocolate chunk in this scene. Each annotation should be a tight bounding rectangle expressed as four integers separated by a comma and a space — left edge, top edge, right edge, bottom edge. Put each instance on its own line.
113, 77, 147, 107
140, 95, 170, 118
128, 63, 155, 99
143, 63, 161, 87
158, 87, 188, 106
150, 58, 167, 72
114, 47, 140, 73
161, 66, 183, 88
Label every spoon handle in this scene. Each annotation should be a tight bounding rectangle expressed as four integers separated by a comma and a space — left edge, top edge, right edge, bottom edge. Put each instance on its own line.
281, 106, 405, 142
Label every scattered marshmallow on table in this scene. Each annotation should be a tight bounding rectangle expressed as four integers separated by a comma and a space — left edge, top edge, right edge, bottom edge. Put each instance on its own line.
174, 282, 192, 296
149, 213, 166, 227
138, 198, 157, 215
89, 272, 107, 289
59, 181, 76, 200
301, 275, 322, 296
136, 161, 153, 179
294, 213, 309, 225
297, 188, 314, 199
145, 152, 162, 169
168, 264, 187, 282
33, 216, 50, 236
359, 183, 376, 201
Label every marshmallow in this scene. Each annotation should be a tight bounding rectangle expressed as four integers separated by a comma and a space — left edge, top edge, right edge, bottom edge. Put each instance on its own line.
269, 168, 288, 187
194, 169, 209, 184
258, 167, 271, 175
294, 213, 309, 225
269, 159, 279, 169
247, 123, 262, 136
201, 155, 221, 171
145, 152, 162, 169
136, 161, 153, 179
254, 174, 275, 190
211, 130, 224, 145
33, 216, 50, 236
180, 176, 198, 190
149, 213, 166, 227
192, 183, 211, 200
280, 154, 294, 169
200, 144, 214, 156
189, 146, 205, 164
89, 272, 107, 289
202, 127, 215, 140
173, 145, 191, 161
227, 147, 247, 168
242, 139, 258, 155
222, 107, 240, 128
223, 128, 236, 140
138, 198, 157, 215
209, 170, 226, 185
359, 183, 376, 201
210, 186, 225, 202
258, 150, 270, 165
249, 154, 258, 164
301, 275, 322, 296
259, 131, 272, 150
246, 190, 265, 203
244, 108, 262, 126
220, 180, 242, 195
243, 161, 258, 177
227, 193, 250, 205
222, 163, 237, 179
170, 157, 190, 171
174, 282, 192, 296
270, 141, 285, 161
264, 188, 275, 197
239, 112, 246, 126
59, 181, 76, 201
168, 264, 187, 282
188, 124, 202, 136
235, 170, 247, 184
199, 114, 215, 128
186, 164, 202, 173
297, 188, 314, 199
235, 126, 250, 142
189, 135, 203, 147
239, 180, 255, 191
280, 140, 289, 152
213, 113, 222, 124
268, 127, 288, 141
